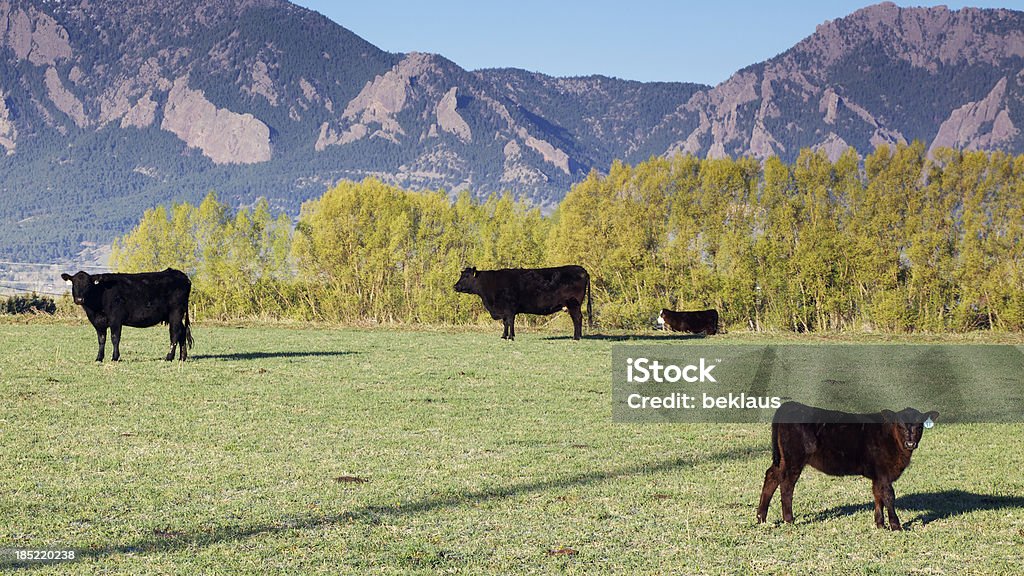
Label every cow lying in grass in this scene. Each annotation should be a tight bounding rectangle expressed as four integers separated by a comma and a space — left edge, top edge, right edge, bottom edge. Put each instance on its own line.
657, 308, 719, 335
756, 401, 938, 530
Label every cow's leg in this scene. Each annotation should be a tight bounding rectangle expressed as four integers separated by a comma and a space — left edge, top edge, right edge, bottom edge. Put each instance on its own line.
508, 315, 515, 340
757, 465, 782, 523
886, 486, 902, 531
166, 331, 177, 361
95, 326, 107, 362
178, 324, 188, 361
167, 317, 180, 361
501, 319, 510, 340
779, 466, 803, 524
567, 303, 583, 340
169, 310, 190, 361
871, 480, 885, 528
176, 313, 189, 362
873, 479, 901, 530
110, 324, 123, 362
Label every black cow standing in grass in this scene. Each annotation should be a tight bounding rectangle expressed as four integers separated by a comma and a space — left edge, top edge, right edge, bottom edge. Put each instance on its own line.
756, 401, 939, 530
454, 265, 592, 340
61, 268, 194, 362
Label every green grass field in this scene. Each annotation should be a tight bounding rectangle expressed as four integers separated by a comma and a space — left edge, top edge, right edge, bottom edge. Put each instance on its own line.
1, 321, 1023, 574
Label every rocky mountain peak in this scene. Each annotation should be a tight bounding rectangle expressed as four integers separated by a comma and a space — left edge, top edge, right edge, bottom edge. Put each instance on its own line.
805, 2, 1024, 70
657, 3, 1024, 162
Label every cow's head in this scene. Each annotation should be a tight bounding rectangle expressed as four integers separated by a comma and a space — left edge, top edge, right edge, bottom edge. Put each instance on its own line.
657, 309, 668, 328
454, 267, 479, 294
881, 408, 940, 451
61, 271, 96, 305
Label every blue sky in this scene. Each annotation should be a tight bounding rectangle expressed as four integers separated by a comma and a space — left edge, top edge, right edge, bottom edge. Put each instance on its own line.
290, 1, 1024, 85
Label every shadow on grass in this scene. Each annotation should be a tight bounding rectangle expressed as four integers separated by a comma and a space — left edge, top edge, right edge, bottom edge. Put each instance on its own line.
803, 489, 1024, 529
191, 351, 358, 361
63, 444, 763, 563
543, 333, 708, 342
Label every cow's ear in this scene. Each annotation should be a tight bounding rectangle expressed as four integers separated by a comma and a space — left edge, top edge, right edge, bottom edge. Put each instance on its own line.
925, 411, 939, 422
472, 268, 478, 277
93, 278, 100, 285
61, 273, 71, 281
880, 409, 897, 423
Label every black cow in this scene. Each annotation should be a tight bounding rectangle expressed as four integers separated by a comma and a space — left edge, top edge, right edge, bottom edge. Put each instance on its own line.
757, 401, 939, 530
454, 265, 592, 340
658, 308, 719, 335
61, 268, 194, 362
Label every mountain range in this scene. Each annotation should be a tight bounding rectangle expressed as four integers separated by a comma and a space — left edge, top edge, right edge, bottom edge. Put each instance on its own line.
2, 0, 1024, 262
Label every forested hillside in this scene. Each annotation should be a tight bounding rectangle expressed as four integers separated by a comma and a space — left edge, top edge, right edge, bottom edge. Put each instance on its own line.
111, 144, 1024, 333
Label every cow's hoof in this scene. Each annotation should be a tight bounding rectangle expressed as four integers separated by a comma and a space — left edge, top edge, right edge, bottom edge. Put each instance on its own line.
165, 354, 175, 361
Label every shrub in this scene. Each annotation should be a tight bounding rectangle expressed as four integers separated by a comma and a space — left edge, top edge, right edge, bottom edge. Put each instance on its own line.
2, 293, 57, 315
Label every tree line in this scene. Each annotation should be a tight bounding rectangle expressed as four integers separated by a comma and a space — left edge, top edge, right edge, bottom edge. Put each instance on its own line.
111, 143, 1024, 332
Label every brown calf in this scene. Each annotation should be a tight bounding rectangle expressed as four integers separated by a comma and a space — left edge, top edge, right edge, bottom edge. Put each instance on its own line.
757, 401, 938, 530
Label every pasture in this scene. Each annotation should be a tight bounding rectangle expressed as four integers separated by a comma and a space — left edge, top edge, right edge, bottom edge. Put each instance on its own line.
1, 321, 1023, 574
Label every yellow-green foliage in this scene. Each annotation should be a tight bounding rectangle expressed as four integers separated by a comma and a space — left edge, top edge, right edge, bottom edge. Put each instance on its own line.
111, 146, 1024, 332
547, 146, 1024, 332
112, 192, 294, 320
289, 180, 547, 323
113, 181, 547, 323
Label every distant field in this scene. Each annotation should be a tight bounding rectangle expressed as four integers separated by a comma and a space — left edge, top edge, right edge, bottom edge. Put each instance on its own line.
1, 321, 1023, 574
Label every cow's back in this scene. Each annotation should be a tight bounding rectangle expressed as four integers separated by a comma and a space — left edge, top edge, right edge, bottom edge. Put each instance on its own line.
476, 266, 587, 315
773, 402, 887, 477
505, 266, 587, 315
98, 269, 191, 327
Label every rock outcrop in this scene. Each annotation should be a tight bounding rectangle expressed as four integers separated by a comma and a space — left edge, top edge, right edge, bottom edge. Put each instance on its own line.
0, 1, 72, 66
435, 87, 471, 143
161, 77, 272, 164
44, 66, 88, 128
930, 77, 1019, 153
0, 89, 16, 154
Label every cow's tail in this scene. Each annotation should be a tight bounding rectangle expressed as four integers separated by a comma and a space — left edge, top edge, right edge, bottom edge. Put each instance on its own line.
770, 422, 781, 468
184, 309, 194, 350
586, 272, 593, 328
